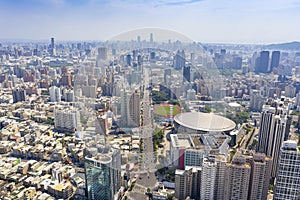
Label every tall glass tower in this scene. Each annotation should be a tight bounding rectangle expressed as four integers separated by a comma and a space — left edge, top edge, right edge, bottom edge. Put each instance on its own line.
85, 146, 121, 200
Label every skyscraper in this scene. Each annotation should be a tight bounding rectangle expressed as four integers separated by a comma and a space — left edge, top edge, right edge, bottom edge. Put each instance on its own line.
85, 146, 121, 200
247, 153, 272, 200
164, 69, 172, 85
255, 51, 270, 73
199, 160, 216, 200
120, 89, 140, 127
150, 33, 153, 44
51, 37, 55, 49
174, 50, 186, 70
12, 88, 26, 103
97, 47, 107, 60
183, 65, 191, 83
49, 37, 55, 56
257, 100, 291, 177
49, 86, 61, 102
130, 90, 140, 126
270, 51, 280, 71
260, 51, 270, 72
274, 140, 300, 200
175, 168, 193, 200
224, 156, 251, 200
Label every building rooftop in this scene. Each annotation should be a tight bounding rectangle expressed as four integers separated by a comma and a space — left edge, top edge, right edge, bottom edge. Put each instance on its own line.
174, 112, 236, 132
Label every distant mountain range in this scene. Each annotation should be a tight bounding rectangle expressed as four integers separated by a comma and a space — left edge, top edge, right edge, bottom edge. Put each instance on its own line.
264, 41, 300, 50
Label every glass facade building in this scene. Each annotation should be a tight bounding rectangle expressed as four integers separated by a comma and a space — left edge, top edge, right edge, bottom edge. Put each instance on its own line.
85, 147, 121, 200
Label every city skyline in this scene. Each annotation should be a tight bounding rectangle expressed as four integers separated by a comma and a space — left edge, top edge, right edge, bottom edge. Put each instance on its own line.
0, 0, 300, 43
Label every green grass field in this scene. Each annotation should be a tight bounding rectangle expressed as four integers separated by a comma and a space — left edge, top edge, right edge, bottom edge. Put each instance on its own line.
154, 104, 181, 117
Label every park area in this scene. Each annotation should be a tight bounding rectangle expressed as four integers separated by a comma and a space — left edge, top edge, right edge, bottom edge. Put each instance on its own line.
154, 103, 181, 118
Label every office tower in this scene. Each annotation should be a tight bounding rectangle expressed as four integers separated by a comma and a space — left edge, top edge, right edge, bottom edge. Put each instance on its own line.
137, 54, 142, 66
85, 146, 121, 200
164, 69, 171, 85
150, 51, 155, 60
137, 35, 141, 43
270, 51, 280, 71
54, 108, 80, 132
125, 54, 132, 66
257, 99, 291, 177
12, 88, 26, 103
247, 153, 272, 200
224, 156, 251, 200
175, 168, 193, 200
150, 33, 153, 44
51, 37, 55, 49
190, 53, 195, 65
49, 37, 55, 56
97, 47, 107, 60
183, 65, 191, 82
49, 86, 61, 102
274, 140, 300, 200
255, 51, 270, 73
232, 56, 243, 69
174, 50, 186, 70
220, 49, 226, 56
260, 51, 270, 72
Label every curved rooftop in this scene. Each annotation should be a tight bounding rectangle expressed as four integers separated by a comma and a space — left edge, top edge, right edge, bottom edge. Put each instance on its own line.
174, 112, 236, 132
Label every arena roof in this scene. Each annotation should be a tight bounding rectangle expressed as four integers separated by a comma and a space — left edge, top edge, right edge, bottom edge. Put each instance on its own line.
174, 112, 236, 132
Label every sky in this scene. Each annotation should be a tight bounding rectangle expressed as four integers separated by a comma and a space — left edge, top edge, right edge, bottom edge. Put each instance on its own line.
0, 0, 300, 43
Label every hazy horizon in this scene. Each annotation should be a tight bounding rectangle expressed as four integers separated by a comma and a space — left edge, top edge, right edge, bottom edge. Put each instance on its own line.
0, 0, 300, 44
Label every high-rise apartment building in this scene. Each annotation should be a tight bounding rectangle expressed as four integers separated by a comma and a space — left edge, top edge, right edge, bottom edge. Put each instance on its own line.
247, 153, 272, 200
174, 152, 273, 200
49, 86, 61, 102
64, 89, 74, 102
175, 168, 194, 200
249, 89, 265, 111
257, 99, 291, 177
85, 146, 121, 200
274, 140, 300, 200
120, 89, 140, 127
54, 107, 80, 132
129, 90, 140, 126
224, 156, 251, 200
199, 159, 216, 200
